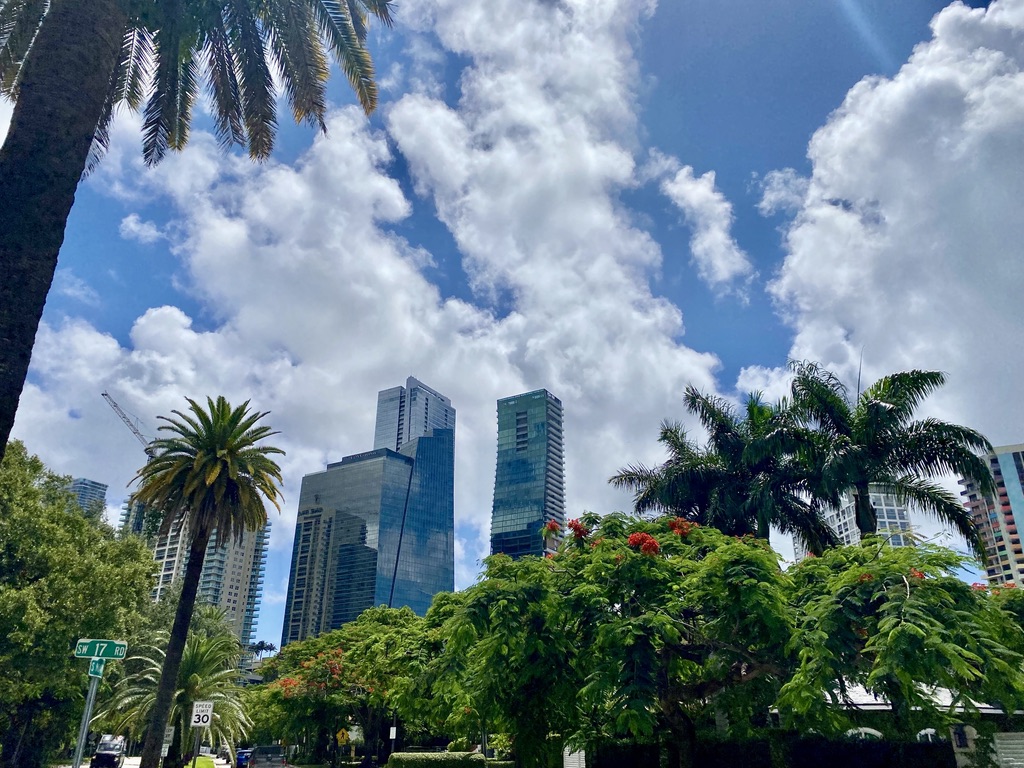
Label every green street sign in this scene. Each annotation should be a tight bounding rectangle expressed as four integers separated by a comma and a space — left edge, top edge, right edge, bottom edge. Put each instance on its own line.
88, 658, 106, 678
74, 639, 127, 660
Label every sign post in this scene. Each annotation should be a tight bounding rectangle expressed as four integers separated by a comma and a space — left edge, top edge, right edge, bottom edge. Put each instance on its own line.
70, 638, 125, 768
190, 701, 214, 768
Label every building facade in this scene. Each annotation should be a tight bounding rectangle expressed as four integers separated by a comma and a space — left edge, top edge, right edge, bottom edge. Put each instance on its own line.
281, 428, 455, 645
960, 445, 1024, 586
374, 376, 456, 452
490, 389, 565, 559
69, 478, 107, 513
148, 521, 269, 649
793, 486, 915, 562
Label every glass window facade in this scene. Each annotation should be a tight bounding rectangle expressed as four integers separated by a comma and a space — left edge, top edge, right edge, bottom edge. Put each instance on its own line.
374, 377, 456, 451
490, 390, 565, 559
282, 428, 455, 646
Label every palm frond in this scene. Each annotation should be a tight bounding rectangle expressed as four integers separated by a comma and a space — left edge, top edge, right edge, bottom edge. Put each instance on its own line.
885, 475, 985, 560
141, 0, 184, 165
224, 0, 277, 158
861, 369, 946, 425
309, 0, 377, 113
889, 418, 995, 496
202, 10, 245, 149
789, 360, 852, 438
263, 0, 329, 128
0, 0, 46, 96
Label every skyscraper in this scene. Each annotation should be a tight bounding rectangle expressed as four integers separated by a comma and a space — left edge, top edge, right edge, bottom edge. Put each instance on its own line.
281, 429, 455, 645
150, 522, 270, 648
68, 478, 107, 513
961, 444, 1024, 586
374, 376, 456, 451
792, 485, 915, 562
490, 389, 565, 559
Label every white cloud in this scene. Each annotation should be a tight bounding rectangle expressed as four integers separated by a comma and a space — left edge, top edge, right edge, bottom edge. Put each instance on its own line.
53, 269, 101, 306
119, 213, 164, 244
660, 163, 754, 297
756, 168, 809, 216
10, 0, 737, 640
767, 0, 1024, 552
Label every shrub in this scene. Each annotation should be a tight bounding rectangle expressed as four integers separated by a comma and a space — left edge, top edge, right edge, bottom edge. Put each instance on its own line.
388, 752, 486, 768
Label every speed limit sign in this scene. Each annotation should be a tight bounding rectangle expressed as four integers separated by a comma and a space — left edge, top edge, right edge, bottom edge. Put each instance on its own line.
191, 701, 214, 727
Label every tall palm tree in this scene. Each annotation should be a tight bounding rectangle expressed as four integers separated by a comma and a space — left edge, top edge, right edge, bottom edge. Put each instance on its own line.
789, 361, 994, 557
0, 0, 394, 461
130, 396, 283, 768
99, 626, 250, 768
611, 386, 838, 555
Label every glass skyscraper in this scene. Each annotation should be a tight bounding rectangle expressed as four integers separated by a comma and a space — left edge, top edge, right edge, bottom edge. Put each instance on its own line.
282, 377, 455, 646
490, 389, 565, 559
374, 376, 456, 451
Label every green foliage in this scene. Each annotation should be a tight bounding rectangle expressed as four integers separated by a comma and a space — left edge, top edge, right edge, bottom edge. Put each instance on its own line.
788, 362, 993, 555
0, 441, 155, 768
387, 753, 484, 768
132, 396, 285, 546
256, 606, 430, 763
611, 389, 837, 554
779, 540, 1024, 737
419, 515, 794, 767
97, 624, 250, 761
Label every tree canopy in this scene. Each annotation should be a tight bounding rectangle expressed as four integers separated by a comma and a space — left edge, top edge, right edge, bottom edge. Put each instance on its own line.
0, 441, 155, 768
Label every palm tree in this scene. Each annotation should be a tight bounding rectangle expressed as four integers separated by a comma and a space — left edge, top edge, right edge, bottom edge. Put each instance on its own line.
130, 396, 283, 768
611, 386, 838, 555
0, 0, 394, 461
789, 361, 994, 557
99, 625, 250, 768
249, 640, 277, 660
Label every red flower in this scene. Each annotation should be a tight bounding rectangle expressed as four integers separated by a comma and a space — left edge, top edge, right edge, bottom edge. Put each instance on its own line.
590, 537, 604, 549
859, 573, 874, 583
545, 519, 560, 533
909, 568, 925, 579
1006, 582, 1018, 588
972, 582, 989, 591
545, 553, 554, 559
627, 532, 660, 556
668, 518, 698, 537
568, 518, 590, 539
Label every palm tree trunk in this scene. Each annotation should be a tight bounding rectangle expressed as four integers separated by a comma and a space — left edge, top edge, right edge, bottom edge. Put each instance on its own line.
0, 0, 125, 461
853, 481, 877, 536
140, 523, 213, 768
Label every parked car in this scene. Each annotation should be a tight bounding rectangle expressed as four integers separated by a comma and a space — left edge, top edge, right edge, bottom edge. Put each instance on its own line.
90, 735, 126, 768
236, 748, 253, 768
250, 745, 285, 766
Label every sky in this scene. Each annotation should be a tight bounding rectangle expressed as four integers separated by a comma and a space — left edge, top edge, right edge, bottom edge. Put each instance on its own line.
2, 0, 1018, 647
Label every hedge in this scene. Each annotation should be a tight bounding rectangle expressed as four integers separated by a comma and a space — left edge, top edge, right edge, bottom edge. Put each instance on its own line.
387, 753, 486, 768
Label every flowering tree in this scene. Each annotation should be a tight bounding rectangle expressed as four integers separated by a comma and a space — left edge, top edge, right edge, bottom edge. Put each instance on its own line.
778, 542, 1024, 737
258, 607, 425, 763
430, 513, 795, 768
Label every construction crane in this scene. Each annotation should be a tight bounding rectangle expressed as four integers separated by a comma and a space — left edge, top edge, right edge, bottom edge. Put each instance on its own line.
101, 391, 156, 457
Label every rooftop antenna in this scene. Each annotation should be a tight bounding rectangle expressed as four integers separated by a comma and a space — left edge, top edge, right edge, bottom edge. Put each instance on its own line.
856, 349, 864, 398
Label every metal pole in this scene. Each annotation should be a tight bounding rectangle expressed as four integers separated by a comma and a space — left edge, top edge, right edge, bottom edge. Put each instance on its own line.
72, 675, 101, 768
190, 728, 202, 768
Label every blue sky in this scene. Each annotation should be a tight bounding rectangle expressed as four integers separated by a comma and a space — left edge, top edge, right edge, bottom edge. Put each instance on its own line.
4, 0, 1018, 646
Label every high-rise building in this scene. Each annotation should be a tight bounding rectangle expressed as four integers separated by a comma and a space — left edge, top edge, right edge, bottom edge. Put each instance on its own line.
68, 478, 107, 513
961, 445, 1024, 586
374, 376, 456, 451
281, 428, 455, 645
490, 389, 565, 559
793, 486, 915, 562
149, 522, 269, 649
